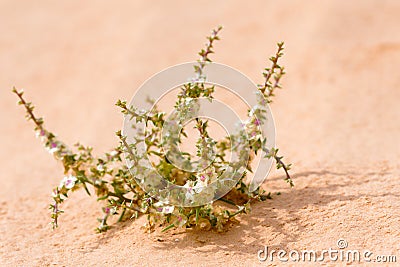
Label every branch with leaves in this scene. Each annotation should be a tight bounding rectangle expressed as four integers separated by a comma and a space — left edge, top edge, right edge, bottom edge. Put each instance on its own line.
13, 26, 292, 233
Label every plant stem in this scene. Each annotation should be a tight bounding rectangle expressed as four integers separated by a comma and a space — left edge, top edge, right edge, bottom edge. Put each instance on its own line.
13, 88, 44, 130
218, 197, 239, 208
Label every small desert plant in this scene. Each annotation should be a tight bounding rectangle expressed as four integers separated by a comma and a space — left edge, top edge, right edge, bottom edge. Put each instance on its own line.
13, 26, 292, 233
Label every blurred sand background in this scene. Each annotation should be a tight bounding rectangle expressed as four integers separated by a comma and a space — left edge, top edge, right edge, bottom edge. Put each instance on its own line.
1, 0, 400, 266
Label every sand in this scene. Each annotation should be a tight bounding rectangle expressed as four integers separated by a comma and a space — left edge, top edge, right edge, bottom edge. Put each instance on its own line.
1, 0, 399, 266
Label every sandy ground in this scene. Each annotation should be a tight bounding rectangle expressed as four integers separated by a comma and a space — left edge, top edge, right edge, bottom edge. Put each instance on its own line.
1, 0, 400, 266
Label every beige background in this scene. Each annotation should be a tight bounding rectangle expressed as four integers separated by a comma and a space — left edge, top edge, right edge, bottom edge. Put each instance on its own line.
1, 0, 399, 265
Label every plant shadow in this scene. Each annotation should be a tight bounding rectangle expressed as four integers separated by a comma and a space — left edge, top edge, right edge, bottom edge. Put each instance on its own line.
147, 167, 394, 256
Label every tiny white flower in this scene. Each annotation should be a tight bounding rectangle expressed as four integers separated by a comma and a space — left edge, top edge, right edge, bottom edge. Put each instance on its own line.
60, 175, 78, 189
49, 148, 58, 154
47, 142, 59, 154
154, 203, 175, 214
183, 181, 196, 202
162, 206, 174, 214
96, 164, 104, 172
35, 129, 46, 140
109, 150, 118, 157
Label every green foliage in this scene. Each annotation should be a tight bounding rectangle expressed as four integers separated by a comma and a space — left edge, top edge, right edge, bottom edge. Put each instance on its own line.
13, 26, 292, 233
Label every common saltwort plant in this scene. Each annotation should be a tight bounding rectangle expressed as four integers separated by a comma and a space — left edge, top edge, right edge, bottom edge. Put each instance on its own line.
13, 26, 292, 233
